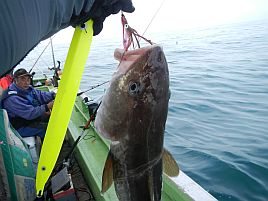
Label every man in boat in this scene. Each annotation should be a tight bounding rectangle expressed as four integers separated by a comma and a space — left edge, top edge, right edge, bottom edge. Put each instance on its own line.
1, 68, 55, 139
0, 0, 135, 77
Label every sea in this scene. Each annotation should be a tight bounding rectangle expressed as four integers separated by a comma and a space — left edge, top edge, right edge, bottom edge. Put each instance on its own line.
19, 18, 268, 201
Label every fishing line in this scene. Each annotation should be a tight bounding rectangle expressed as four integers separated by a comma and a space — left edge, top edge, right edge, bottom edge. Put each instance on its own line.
134, 0, 166, 49
142, 0, 167, 36
85, 1, 168, 95
118, 0, 166, 63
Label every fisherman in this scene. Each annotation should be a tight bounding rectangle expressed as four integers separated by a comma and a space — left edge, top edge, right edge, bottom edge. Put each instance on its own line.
0, 0, 135, 77
1, 68, 55, 139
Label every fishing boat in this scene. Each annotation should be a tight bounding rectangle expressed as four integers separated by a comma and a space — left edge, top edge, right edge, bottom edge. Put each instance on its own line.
0, 72, 217, 200
0, 5, 217, 199
63, 86, 218, 201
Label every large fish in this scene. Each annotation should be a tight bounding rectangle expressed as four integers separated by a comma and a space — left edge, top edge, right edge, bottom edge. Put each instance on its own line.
94, 45, 179, 201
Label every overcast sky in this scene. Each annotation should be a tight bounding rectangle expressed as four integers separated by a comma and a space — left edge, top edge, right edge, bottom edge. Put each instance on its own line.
55, 0, 268, 42
103, 0, 268, 33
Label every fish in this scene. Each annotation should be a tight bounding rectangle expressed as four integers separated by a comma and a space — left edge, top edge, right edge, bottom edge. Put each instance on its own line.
94, 45, 179, 201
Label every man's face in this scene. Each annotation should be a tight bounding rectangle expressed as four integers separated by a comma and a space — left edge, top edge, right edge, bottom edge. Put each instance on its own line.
15, 75, 31, 90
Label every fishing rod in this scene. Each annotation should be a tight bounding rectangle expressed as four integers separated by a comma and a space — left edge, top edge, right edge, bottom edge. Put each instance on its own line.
45, 101, 101, 197
50, 37, 56, 70
77, 80, 109, 96
60, 101, 102, 170
29, 35, 56, 73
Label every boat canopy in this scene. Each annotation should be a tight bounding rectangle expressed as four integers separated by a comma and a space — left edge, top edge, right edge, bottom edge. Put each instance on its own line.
0, 0, 135, 77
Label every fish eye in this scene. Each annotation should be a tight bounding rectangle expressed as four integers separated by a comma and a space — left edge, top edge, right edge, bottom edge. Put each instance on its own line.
128, 82, 140, 96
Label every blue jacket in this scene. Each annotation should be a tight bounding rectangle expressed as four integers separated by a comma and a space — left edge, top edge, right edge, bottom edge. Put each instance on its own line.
1, 83, 55, 128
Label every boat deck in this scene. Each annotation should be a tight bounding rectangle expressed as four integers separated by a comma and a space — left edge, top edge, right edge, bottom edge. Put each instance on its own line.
66, 95, 195, 201
36, 84, 216, 201
56, 140, 95, 201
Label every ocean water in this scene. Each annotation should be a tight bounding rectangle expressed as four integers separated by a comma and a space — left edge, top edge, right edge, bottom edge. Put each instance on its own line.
20, 19, 268, 201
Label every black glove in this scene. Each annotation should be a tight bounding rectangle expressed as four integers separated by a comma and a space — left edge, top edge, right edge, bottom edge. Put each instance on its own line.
70, 0, 135, 36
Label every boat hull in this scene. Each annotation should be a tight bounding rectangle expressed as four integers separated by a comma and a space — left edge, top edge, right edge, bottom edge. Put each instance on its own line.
67, 94, 216, 201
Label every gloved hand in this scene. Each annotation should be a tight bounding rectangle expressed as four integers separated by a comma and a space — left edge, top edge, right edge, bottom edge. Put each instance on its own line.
70, 0, 135, 36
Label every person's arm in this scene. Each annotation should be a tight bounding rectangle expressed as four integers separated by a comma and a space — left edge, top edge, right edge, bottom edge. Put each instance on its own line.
34, 89, 56, 104
0, 0, 134, 77
3, 96, 47, 120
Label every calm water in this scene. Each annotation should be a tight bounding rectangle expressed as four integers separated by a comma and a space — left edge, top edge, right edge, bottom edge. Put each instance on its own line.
20, 19, 268, 201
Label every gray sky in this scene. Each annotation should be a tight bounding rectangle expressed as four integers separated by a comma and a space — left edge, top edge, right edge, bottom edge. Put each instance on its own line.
104, 0, 268, 32
55, 0, 268, 42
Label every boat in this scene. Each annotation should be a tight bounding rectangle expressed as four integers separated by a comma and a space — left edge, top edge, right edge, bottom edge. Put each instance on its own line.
0, 10, 217, 199
65, 84, 218, 201
0, 72, 217, 200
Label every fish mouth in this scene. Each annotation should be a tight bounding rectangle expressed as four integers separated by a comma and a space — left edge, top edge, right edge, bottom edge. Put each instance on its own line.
114, 45, 161, 75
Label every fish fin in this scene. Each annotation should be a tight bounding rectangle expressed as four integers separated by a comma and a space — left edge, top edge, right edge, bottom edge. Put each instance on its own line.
102, 151, 114, 193
163, 148, 180, 177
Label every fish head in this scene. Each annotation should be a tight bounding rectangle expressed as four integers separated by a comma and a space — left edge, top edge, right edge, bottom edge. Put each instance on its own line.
94, 45, 169, 141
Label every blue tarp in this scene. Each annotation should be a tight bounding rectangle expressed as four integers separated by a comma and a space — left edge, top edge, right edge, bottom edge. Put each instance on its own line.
0, 0, 95, 77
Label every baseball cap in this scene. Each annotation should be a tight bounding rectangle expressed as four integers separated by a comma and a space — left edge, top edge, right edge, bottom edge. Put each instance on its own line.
13, 68, 32, 78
